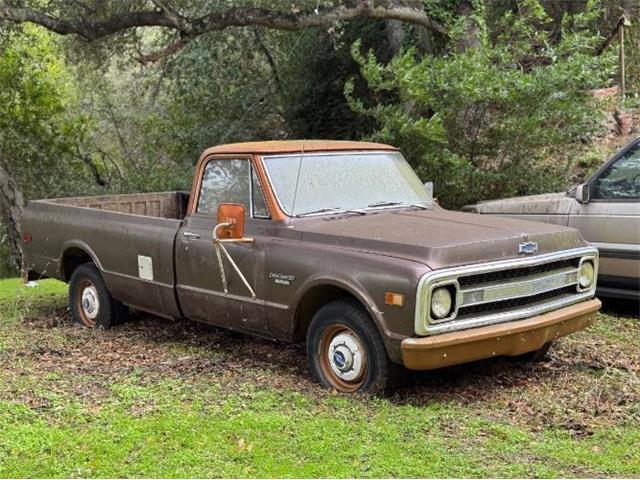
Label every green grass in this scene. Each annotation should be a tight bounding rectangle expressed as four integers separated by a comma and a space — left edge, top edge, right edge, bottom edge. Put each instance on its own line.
0, 278, 638, 477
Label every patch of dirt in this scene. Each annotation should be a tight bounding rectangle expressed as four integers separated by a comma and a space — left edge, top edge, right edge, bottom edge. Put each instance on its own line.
2, 300, 639, 436
4, 305, 314, 400
394, 317, 640, 433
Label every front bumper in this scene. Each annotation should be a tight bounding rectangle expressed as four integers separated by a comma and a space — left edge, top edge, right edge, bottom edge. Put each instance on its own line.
401, 298, 601, 370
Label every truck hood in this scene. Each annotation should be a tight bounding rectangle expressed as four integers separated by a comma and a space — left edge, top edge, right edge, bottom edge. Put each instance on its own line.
293, 208, 585, 269
463, 192, 574, 215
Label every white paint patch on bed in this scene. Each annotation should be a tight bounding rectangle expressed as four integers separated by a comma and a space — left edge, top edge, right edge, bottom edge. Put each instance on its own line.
137, 255, 154, 281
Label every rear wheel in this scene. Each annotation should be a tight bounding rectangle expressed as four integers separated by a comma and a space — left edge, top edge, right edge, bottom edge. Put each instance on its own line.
69, 263, 128, 328
306, 299, 401, 395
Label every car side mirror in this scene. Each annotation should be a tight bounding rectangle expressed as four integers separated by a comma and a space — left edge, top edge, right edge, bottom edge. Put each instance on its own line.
424, 181, 434, 198
575, 184, 590, 204
216, 203, 246, 239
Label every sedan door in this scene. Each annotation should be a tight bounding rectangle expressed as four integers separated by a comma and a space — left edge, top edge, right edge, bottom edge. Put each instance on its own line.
569, 140, 640, 297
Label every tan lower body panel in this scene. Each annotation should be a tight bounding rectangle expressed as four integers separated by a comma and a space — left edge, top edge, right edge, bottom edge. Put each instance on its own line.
401, 298, 601, 370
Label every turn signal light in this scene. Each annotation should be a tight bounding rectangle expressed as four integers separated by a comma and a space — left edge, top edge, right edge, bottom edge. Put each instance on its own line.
384, 292, 405, 307
22, 232, 32, 244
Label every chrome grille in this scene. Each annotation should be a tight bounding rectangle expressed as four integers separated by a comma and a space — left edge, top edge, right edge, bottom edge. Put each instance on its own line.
457, 258, 578, 287
457, 265, 580, 311
414, 247, 598, 336
457, 285, 576, 318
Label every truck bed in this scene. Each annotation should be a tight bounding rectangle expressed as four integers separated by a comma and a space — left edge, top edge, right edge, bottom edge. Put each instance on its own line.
22, 191, 190, 319
44, 191, 190, 219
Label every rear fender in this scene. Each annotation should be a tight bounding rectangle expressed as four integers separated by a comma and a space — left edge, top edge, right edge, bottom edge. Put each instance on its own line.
60, 240, 104, 279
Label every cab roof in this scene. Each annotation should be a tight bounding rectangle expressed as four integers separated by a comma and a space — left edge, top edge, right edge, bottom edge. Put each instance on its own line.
202, 140, 398, 156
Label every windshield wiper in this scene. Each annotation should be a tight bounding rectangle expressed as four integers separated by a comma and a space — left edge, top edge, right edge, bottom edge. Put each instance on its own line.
367, 201, 430, 210
296, 207, 343, 217
367, 200, 405, 208
409, 203, 430, 210
344, 209, 367, 215
296, 207, 367, 217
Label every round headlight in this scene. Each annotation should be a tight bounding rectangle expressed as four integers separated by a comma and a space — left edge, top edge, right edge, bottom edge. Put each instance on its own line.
431, 287, 453, 319
578, 260, 595, 289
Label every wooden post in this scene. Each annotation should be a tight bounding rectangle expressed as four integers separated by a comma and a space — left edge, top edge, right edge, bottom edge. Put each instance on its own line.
619, 14, 631, 101
620, 21, 625, 99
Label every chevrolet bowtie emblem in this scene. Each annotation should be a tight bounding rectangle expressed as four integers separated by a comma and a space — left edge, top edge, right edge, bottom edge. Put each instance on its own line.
519, 241, 538, 254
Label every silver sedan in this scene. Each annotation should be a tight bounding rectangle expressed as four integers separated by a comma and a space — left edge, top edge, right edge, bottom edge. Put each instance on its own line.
464, 138, 640, 301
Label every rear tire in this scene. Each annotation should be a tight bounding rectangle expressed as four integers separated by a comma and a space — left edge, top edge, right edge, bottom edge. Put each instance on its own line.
306, 299, 402, 395
69, 263, 128, 328
511, 341, 553, 363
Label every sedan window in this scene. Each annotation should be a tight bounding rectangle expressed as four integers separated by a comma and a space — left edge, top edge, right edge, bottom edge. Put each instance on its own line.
593, 145, 640, 200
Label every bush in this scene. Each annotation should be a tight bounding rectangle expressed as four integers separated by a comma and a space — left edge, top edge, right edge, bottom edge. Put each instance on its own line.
347, 1, 617, 208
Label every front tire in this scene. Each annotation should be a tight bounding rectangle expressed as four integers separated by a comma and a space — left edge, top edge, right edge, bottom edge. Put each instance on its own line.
69, 263, 127, 328
306, 299, 400, 395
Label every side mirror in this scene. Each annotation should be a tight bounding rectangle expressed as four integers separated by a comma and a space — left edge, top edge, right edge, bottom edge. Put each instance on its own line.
213, 203, 255, 299
424, 181, 434, 198
575, 184, 590, 204
216, 203, 246, 239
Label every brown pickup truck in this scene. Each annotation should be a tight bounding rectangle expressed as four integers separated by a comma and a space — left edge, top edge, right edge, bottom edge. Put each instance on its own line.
22, 140, 601, 394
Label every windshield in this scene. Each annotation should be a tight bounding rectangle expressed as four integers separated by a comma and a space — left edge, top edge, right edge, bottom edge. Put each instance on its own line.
263, 151, 433, 216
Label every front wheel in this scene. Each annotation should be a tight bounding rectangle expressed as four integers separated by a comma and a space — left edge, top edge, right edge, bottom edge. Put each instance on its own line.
69, 263, 128, 328
306, 299, 401, 395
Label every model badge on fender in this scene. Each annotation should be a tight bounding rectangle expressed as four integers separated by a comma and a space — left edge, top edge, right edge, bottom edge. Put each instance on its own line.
519, 241, 538, 254
269, 273, 295, 285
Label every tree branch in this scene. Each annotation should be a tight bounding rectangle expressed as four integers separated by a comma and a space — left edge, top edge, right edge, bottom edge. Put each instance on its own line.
0, 5, 178, 40
0, 2, 447, 45
253, 29, 284, 96
137, 35, 190, 64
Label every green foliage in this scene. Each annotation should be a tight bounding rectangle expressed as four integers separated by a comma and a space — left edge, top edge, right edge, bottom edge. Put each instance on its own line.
69, 60, 191, 193
348, 1, 617, 208
67, 27, 299, 195
277, 21, 387, 140
0, 25, 89, 200
0, 25, 91, 277
0, 243, 15, 279
156, 30, 286, 162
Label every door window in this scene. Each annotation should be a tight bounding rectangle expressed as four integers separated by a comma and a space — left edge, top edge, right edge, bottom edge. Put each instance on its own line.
251, 167, 270, 218
593, 145, 640, 200
197, 159, 271, 217
197, 159, 250, 214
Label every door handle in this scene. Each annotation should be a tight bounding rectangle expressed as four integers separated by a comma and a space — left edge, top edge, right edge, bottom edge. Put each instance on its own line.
182, 231, 200, 239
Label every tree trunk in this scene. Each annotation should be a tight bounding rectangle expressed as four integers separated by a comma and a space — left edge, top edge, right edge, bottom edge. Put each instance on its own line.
385, 19, 405, 58
0, 156, 25, 269
413, 25, 434, 55
455, 0, 480, 53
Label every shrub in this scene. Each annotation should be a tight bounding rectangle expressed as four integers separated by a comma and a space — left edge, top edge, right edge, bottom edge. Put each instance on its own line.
347, 1, 617, 208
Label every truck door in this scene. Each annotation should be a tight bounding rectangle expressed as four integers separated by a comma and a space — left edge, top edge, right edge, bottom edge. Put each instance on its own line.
569, 143, 640, 295
175, 156, 272, 335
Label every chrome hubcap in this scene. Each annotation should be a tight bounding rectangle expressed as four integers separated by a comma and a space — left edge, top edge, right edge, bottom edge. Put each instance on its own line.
81, 285, 100, 320
328, 331, 364, 381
